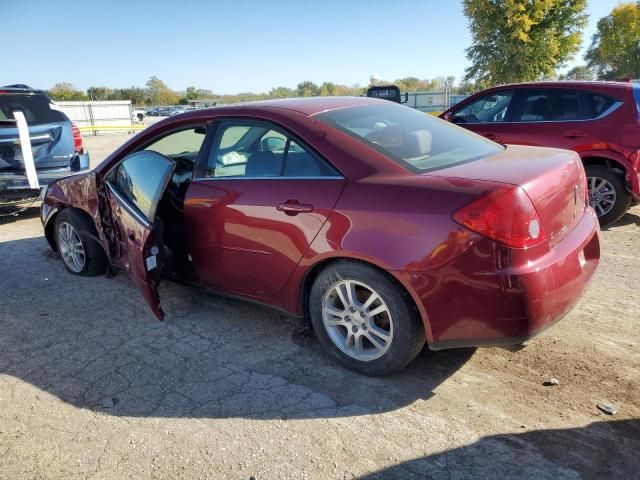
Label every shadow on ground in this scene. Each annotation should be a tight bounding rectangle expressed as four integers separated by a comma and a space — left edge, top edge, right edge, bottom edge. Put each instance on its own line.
357, 419, 640, 480
602, 211, 640, 230
0, 236, 473, 420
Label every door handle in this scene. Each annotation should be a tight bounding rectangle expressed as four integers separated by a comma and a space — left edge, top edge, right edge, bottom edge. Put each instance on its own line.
564, 131, 587, 138
277, 200, 314, 216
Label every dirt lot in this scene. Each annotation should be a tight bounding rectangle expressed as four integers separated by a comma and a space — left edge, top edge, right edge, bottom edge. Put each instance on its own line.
1, 133, 638, 479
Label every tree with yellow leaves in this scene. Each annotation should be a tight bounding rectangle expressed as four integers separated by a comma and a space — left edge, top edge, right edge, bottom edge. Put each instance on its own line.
463, 0, 588, 88
586, 1, 640, 80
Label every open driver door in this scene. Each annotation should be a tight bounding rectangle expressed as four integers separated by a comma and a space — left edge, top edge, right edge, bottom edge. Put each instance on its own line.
104, 150, 176, 320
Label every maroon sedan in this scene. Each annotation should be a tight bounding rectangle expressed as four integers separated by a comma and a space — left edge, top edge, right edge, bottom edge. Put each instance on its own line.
41, 97, 600, 375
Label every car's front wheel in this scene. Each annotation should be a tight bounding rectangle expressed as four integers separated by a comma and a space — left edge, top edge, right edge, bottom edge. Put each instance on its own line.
309, 261, 425, 376
54, 209, 107, 276
585, 165, 631, 226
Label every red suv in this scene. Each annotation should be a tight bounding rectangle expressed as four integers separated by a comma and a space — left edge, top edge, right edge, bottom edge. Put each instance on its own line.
441, 81, 640, 225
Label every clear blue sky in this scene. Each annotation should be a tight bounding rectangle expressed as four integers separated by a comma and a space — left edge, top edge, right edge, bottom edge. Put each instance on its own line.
2, 0, 622, 94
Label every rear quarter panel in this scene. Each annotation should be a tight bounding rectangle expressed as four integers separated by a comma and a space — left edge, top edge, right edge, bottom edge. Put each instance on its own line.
278, 174, 500, 342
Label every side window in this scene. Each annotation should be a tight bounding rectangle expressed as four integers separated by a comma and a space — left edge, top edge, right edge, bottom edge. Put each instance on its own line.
207, 125, 286, 177
206, 122, 339, 178
554, 91, 580, 121
145, 127, 206, 159
109, 151, 175, 221
453, 91, 514, 123
517, 90, 555, 122
515, 90, 614, 122
582, 91, 616, 118
284, 140, 337, 177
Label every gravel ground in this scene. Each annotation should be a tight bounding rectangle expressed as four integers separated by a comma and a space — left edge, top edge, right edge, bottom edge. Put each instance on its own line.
0, 134, 638, 479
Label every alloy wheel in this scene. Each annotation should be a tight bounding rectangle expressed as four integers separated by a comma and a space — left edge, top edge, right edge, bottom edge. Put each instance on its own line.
588, 176, 617, 217
57, 221, 86, 273
322, 280, 394, 361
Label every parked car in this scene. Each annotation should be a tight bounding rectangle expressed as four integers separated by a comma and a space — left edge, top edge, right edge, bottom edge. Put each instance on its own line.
0, 84, 89, 203
41, 97, 600, 375
440, 80, 640, 226
168, 106, 187, 116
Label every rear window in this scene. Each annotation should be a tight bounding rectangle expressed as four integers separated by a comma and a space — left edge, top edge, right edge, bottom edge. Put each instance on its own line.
315, 103, 503, 172
0, 93, 67, 126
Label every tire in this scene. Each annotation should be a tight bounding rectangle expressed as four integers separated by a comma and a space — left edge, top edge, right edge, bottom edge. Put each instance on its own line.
309, 261, 425, 376
54, 209, 107, 276
585, 165, 631, 227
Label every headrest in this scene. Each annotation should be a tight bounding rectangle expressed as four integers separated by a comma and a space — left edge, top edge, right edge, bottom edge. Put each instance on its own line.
405, 129, 432, 158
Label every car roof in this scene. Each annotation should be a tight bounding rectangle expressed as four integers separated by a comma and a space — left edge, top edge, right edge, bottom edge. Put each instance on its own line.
201, 96, 384, 116
489, 80, 632, 91
0, 84, 46, 95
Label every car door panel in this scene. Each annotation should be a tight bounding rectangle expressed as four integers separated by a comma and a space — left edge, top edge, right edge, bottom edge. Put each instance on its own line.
184, 179, 346, 298
104, 151, 176, 320
106, 185, 166, 319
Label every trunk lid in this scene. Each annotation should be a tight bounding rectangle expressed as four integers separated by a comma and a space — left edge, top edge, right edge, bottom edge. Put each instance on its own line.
426, 145, 587, 247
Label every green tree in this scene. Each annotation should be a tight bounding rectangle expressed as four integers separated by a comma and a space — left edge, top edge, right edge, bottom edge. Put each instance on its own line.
296, 81, 319, 97
269, 86, 294, 98
394, 77, 421, 91
117, 87, 147, 105
463, 0, 588, 88
86, 86, 113, 100
185, 86, 199, 100
319, 82, 337, 96
559, 65, 596, 80
585, 1, 640, 80
48, 83, 87, 101
145, 76, 179, 105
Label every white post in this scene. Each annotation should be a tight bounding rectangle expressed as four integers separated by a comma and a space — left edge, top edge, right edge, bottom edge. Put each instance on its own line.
13, 110, 39, 190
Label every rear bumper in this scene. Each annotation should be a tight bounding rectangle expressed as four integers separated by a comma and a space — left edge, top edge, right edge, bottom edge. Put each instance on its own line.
400, 208, 601, 350
0, 153, 90, 201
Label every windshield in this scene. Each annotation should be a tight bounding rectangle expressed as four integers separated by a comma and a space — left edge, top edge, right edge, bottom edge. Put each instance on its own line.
315, 103, 503, 172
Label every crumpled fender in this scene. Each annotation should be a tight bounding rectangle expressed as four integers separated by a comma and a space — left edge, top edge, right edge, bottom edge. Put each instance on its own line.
41, 171, 114, 259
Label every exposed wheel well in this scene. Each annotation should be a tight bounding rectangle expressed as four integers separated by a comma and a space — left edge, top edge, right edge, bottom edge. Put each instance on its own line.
582, 157, 627, 177
300, 257, 426, 335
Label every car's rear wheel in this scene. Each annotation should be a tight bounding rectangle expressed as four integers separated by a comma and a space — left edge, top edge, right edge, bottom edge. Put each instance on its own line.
54, 209, 107, 276
585, 165, 631, 226
309, 261, 425, 376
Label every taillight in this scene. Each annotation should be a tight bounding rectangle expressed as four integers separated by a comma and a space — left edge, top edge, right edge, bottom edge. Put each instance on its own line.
452, 185, 547, 248
71, 123, 84, 153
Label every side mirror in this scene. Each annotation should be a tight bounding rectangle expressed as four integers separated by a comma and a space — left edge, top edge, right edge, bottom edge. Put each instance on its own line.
443, 112, 453, 122
261, 136, 286, 152
194, 127, 206, 135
